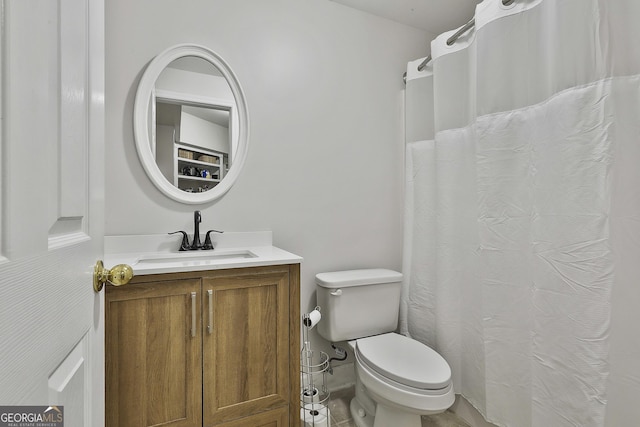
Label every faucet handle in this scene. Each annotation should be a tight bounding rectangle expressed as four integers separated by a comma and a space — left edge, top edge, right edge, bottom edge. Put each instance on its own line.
202, 229, 224, 250
168, 231, 190, 251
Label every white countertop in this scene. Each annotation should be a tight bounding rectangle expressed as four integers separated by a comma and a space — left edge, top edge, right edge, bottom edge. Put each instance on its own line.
104, 232, 302, 276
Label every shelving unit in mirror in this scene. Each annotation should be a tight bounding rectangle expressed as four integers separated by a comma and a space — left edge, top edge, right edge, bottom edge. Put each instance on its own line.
173, 143, 226, 193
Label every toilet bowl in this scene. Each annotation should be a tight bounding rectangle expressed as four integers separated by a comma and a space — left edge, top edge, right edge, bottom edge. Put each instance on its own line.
315, 269, 455, 427
350, 333, 454, 427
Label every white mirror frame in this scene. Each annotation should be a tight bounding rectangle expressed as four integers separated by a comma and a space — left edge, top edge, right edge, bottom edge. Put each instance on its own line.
133, 44, 249, 204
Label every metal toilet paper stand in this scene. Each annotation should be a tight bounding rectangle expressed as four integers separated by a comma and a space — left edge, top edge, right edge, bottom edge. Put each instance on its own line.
301, 307, 331, 427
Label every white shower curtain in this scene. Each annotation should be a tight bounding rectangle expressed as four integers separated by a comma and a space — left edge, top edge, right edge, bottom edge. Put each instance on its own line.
401, 1, 640, 426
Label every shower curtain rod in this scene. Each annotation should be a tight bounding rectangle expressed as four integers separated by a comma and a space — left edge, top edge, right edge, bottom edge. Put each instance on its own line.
404, 0, 516, 82
418, 18, 474, 71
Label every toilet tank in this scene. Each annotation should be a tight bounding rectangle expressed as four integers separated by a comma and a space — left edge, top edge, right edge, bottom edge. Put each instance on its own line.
315, 269, 403, 342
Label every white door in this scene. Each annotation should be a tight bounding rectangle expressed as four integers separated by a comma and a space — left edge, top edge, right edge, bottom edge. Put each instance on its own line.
0, 0, 106, 426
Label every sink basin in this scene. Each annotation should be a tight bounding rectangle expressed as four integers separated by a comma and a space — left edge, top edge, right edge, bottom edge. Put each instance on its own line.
104, 233, 303, 276
135, 249, 257, 265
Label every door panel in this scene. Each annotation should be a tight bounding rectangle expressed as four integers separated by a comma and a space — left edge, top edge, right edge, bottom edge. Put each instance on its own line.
0, 0, 105, 424
215, 406, 288, 427
203, 271, 290, 426
48, 335, 90, 427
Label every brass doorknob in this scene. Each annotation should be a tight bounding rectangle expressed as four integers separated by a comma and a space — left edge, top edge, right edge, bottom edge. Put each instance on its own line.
93, 260, 134, 292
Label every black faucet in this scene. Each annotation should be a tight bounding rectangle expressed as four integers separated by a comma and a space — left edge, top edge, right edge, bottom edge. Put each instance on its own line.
169, 210, 224, 251
190, 210, 203, 250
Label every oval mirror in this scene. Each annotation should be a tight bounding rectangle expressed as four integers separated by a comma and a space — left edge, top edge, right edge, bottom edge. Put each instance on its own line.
133, 44, 249, 204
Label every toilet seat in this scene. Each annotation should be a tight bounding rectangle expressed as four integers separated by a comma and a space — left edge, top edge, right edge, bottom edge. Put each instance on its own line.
356, 333, 451, 390
354, 341, 456, 416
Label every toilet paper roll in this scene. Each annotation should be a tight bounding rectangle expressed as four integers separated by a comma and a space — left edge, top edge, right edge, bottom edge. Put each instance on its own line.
303, 309, 322, 329
300, 383, 320, 404
301, 372, 328, 404
300, 404, 330, 427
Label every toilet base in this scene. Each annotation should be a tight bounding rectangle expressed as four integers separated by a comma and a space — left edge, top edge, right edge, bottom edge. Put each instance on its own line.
374, 403, 422, 427
350, 397, 373, 427
350, 396, 422, 427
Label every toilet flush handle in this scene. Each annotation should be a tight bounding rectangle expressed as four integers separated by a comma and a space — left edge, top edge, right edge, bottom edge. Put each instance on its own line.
330, 289, 342, 296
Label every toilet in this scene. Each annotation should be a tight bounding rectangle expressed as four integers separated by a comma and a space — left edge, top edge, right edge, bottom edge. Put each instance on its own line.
316, 269, 454, 427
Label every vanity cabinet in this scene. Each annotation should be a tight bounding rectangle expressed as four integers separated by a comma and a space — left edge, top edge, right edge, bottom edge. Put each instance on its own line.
106, 264, 300, 427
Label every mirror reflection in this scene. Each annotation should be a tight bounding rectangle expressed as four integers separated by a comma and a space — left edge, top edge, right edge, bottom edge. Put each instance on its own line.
151, 57, 237, 193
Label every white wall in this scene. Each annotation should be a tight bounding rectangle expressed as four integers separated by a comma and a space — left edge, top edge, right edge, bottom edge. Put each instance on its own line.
106, 0, 431, 353
179, 110, 230, 154
156, 124, 174, 182
156, 67, 237, 155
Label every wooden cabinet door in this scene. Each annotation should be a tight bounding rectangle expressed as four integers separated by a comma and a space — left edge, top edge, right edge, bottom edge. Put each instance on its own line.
106, 279, 202, 427
203, 269, 290, 426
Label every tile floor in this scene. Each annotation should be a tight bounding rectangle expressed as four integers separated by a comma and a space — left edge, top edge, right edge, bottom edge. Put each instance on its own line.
326, 386, 471, 427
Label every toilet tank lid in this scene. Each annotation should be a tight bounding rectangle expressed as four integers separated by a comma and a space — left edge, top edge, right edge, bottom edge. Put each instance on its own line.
316, 269, 403, 289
